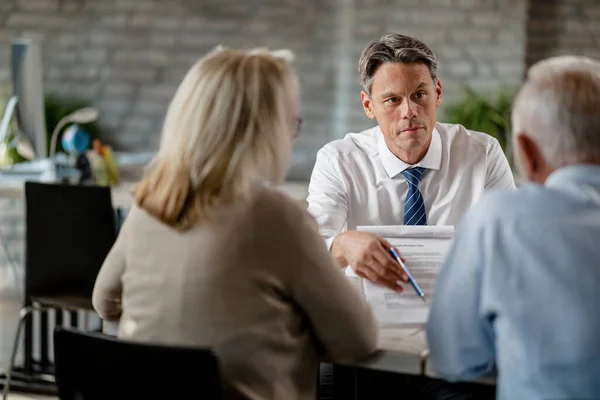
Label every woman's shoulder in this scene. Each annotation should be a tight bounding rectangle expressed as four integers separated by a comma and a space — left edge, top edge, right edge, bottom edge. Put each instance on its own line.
244, 186, 323, 262
253, 184, 298, 205
253, 185, 307, 214
122, 203, 153, 226
118, 202, 172, 235
248, 185, 315, 229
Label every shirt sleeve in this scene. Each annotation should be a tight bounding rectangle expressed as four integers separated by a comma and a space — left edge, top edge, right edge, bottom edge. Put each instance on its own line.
426, 210, 496, 382
485, 138, 516, 191
306, 148, 349, 250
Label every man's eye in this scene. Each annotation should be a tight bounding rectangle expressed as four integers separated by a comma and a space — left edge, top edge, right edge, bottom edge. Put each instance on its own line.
386, 97, 399, 104
415, 91, 426, 99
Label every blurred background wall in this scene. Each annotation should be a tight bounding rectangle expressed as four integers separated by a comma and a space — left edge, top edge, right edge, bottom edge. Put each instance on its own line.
0, 0, 598, 180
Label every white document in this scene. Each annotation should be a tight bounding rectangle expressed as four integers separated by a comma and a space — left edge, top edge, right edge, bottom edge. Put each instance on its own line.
346, 225, 454, 327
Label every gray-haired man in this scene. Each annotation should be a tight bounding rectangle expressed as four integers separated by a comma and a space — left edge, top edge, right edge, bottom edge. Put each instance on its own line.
428, 56, 600, 400
308, 33, 514, 291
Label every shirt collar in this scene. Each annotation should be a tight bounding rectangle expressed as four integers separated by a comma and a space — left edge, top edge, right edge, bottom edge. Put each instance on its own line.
377, 125, 442, 178
545, 165, 600, 189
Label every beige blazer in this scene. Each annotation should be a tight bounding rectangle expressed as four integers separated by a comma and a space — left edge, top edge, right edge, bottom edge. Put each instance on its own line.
92, 186, 377, 400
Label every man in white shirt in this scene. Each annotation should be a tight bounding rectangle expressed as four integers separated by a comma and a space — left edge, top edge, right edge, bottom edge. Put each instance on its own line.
307, 33, 515, 291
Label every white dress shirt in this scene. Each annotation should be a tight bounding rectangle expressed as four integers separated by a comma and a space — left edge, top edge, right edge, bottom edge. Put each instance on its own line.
307, 122, 515, 248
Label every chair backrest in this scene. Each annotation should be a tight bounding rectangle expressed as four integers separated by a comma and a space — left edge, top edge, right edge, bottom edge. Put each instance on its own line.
24, 182, 117, 298
54, 327, 222, 400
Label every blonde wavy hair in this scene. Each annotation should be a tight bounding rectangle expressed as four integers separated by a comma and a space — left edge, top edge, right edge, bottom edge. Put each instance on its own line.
134, 47, 297, 230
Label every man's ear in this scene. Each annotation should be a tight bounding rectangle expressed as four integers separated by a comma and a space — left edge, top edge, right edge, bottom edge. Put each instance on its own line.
516, 134, 538, 177
515, 133, 550, 183
361, 91, 376, 119
435, 79, 443, 107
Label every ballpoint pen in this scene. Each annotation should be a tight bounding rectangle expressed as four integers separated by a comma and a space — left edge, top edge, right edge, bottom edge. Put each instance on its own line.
388, 247, 427, 303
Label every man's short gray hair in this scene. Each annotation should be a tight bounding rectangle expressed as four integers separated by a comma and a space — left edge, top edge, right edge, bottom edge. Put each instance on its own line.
527, 55, 600, 79
358, 33, 439, 95
513, 56, 600, 166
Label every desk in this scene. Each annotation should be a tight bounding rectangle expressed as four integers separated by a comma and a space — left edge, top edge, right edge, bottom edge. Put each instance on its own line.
102, 322, 493, 399
332, 326, 495, 399
0, 152, 151, 207
360, 326, 497, 381
325, 326, 427, 399
0, 178, 310, 209
358, 327, 428, 375
0, 180, 135, 208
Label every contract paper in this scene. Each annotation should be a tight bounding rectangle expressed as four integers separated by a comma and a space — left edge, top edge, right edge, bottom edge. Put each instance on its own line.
346, 225, 454, 326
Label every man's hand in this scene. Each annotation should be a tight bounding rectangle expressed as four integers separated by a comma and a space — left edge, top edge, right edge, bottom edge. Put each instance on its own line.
331, 231, 408, 293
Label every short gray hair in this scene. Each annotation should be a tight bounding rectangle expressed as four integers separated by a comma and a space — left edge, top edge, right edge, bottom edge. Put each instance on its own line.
527, 55, 600, 79
358, 33, 439, 95
513, 57, 600, 166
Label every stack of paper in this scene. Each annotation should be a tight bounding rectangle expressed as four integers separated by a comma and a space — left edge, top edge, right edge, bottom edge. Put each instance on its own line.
346, 225, 454, 326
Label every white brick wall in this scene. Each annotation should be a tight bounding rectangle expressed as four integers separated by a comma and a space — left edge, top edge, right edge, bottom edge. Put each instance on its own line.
0, 0, 597, 179
0, 0, 531, 179
0, 0, 598, 266
526, 0, 600, 67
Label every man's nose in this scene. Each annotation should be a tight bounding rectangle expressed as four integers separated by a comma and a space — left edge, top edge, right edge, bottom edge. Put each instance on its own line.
400, 99, 417, 119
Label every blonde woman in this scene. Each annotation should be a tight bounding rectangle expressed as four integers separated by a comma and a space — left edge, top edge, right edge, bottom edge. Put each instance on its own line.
92, 47, 377, 400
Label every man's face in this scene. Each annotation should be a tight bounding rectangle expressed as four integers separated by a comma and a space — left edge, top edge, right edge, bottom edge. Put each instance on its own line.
362, 62, 442, 160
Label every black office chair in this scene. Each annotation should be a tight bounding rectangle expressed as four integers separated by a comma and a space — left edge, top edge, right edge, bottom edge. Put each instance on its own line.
53, 327, 222, 400
2, 182, 118, 399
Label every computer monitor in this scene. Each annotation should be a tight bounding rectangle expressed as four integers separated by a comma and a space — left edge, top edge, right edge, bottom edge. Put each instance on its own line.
11, 36, 47, 159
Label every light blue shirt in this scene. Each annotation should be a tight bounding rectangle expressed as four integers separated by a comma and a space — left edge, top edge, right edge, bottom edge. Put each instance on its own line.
427, 165, 600, 400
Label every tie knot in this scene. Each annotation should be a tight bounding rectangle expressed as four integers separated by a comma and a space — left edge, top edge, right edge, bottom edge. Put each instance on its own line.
401, 167, 425, 186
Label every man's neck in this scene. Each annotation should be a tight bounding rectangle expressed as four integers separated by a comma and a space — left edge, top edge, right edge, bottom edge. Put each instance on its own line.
389, 137, 432, 166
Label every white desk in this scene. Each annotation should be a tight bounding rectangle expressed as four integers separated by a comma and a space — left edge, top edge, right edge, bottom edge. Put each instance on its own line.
103, 320, 495, 400
0, 178, 136, 208
0, 180, 309, 208
358, 326, 496, 387
358, 326, 428, 375
0, 153, 309, 208
0, 152, 152, 208
105, 323, 431, 376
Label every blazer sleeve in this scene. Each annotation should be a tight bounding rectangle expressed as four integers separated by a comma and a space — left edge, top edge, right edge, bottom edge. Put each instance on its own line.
92, 220, 128, 321
284, 199, 378, 363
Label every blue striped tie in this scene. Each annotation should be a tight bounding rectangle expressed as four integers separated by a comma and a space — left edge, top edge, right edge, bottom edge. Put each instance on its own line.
401, 167, 427, 225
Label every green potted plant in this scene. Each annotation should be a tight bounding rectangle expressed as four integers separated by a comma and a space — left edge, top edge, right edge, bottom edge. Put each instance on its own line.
444, 86, 516, 163
0, 84, 28, 167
